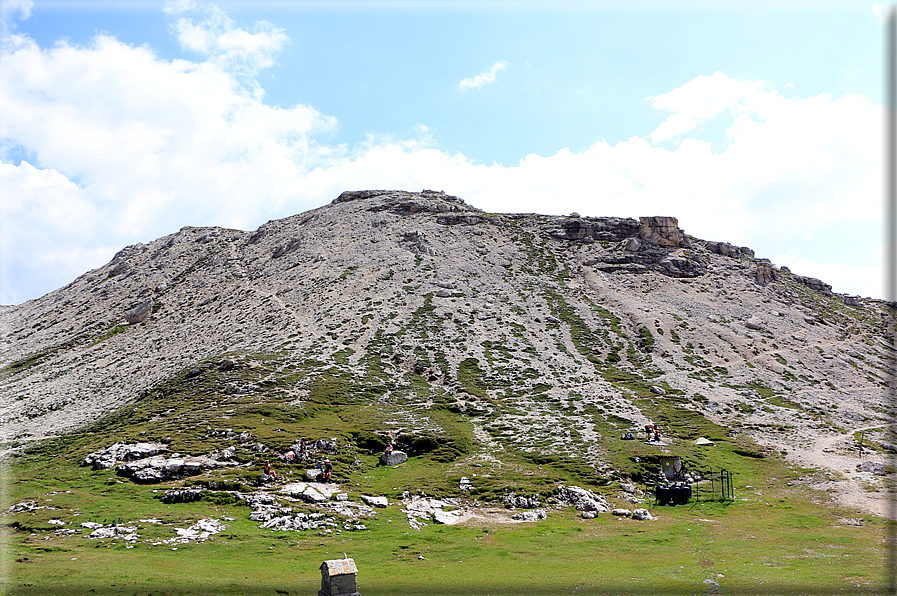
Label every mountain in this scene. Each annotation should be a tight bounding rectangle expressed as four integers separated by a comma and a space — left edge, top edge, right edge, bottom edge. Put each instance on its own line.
1, 189, 892, 516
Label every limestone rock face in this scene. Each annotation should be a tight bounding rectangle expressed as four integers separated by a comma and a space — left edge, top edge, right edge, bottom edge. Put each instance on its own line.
639, 216, 686, 247
794, 275, 833, 296
756, 261, 777, 285
543, 216, 640, 243
707, 241, 754, 259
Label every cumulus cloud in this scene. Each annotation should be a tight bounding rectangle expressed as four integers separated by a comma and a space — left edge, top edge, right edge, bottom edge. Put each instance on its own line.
458, 60, 508, 90
648, 71, 771, 143
0, 13, 881, 303
163, 0, 288, 78
0, 28, 332, 303
770, 254, 882, 301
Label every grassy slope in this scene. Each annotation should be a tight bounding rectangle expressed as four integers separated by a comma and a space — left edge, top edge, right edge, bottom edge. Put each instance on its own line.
1, 359, 888, 596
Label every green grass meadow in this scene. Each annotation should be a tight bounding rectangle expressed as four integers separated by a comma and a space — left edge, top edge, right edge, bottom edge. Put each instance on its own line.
2, 441, 890, 596
1, 356, 892, 595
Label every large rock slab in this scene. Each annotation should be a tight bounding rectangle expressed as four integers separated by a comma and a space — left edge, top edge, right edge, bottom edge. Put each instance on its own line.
380, 450, 408, 466
361, 495, 388, 508
125, 299, 154, 324
82, 443, 168, 469
857, 461, 886, 476
433, 510, 462, 525
511, 509, 547, 522
281, 482, 342, 502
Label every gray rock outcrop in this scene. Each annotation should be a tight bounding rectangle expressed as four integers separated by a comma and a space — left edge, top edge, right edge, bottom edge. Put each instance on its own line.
82, 443, 168, 470
639, 216, 687, 248
512, 509, 547, 521
381, 450, 408, 466
503, 492, 541, 509
556, 484, 610, 513
857, 461, 886, 475
755, 261, 777, 285
361, 495, 388, 508
745, 316, 765, 331
124, 299, 154, 324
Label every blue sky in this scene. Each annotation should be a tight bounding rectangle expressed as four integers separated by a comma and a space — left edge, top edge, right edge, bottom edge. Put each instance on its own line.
0, 0, 886, 303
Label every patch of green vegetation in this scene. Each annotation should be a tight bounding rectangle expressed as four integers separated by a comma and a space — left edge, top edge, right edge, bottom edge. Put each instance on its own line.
743, 381, 774, 398
457, 358, 488, 398
1, 348, 58, 376
766, 395, 803, 410
637, 326, 655, 352
306, 367, 387, 406
734, 401, 755, 415
339, 266, 359, 280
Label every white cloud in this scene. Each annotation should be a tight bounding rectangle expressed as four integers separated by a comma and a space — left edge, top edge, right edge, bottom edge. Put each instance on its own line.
458, 60, 508, 90
0, 13, 881, 303
163, 0, 288, 78
0, 29, 333, 302
647, 71, 771, 143
0, 160, 114, 304
770, 254, 882, 300
0, 0, 32, 28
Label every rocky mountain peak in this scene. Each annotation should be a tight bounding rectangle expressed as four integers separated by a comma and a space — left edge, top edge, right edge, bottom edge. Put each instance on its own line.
1, 190, 890, 516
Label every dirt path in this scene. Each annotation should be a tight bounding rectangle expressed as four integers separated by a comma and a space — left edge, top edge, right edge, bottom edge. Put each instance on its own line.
787, 424, 894, 519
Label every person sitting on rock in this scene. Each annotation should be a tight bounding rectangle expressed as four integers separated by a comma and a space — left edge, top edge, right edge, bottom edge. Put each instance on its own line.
322, 458, 333, 482
263, 460, 277, 479
384, 441, 393, 455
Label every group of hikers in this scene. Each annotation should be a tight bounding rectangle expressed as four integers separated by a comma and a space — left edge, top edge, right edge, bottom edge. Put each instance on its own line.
283, 438, 311, 462
261, 438, 333, 483
262, 437, 399, 483
620, 424, 663, 442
